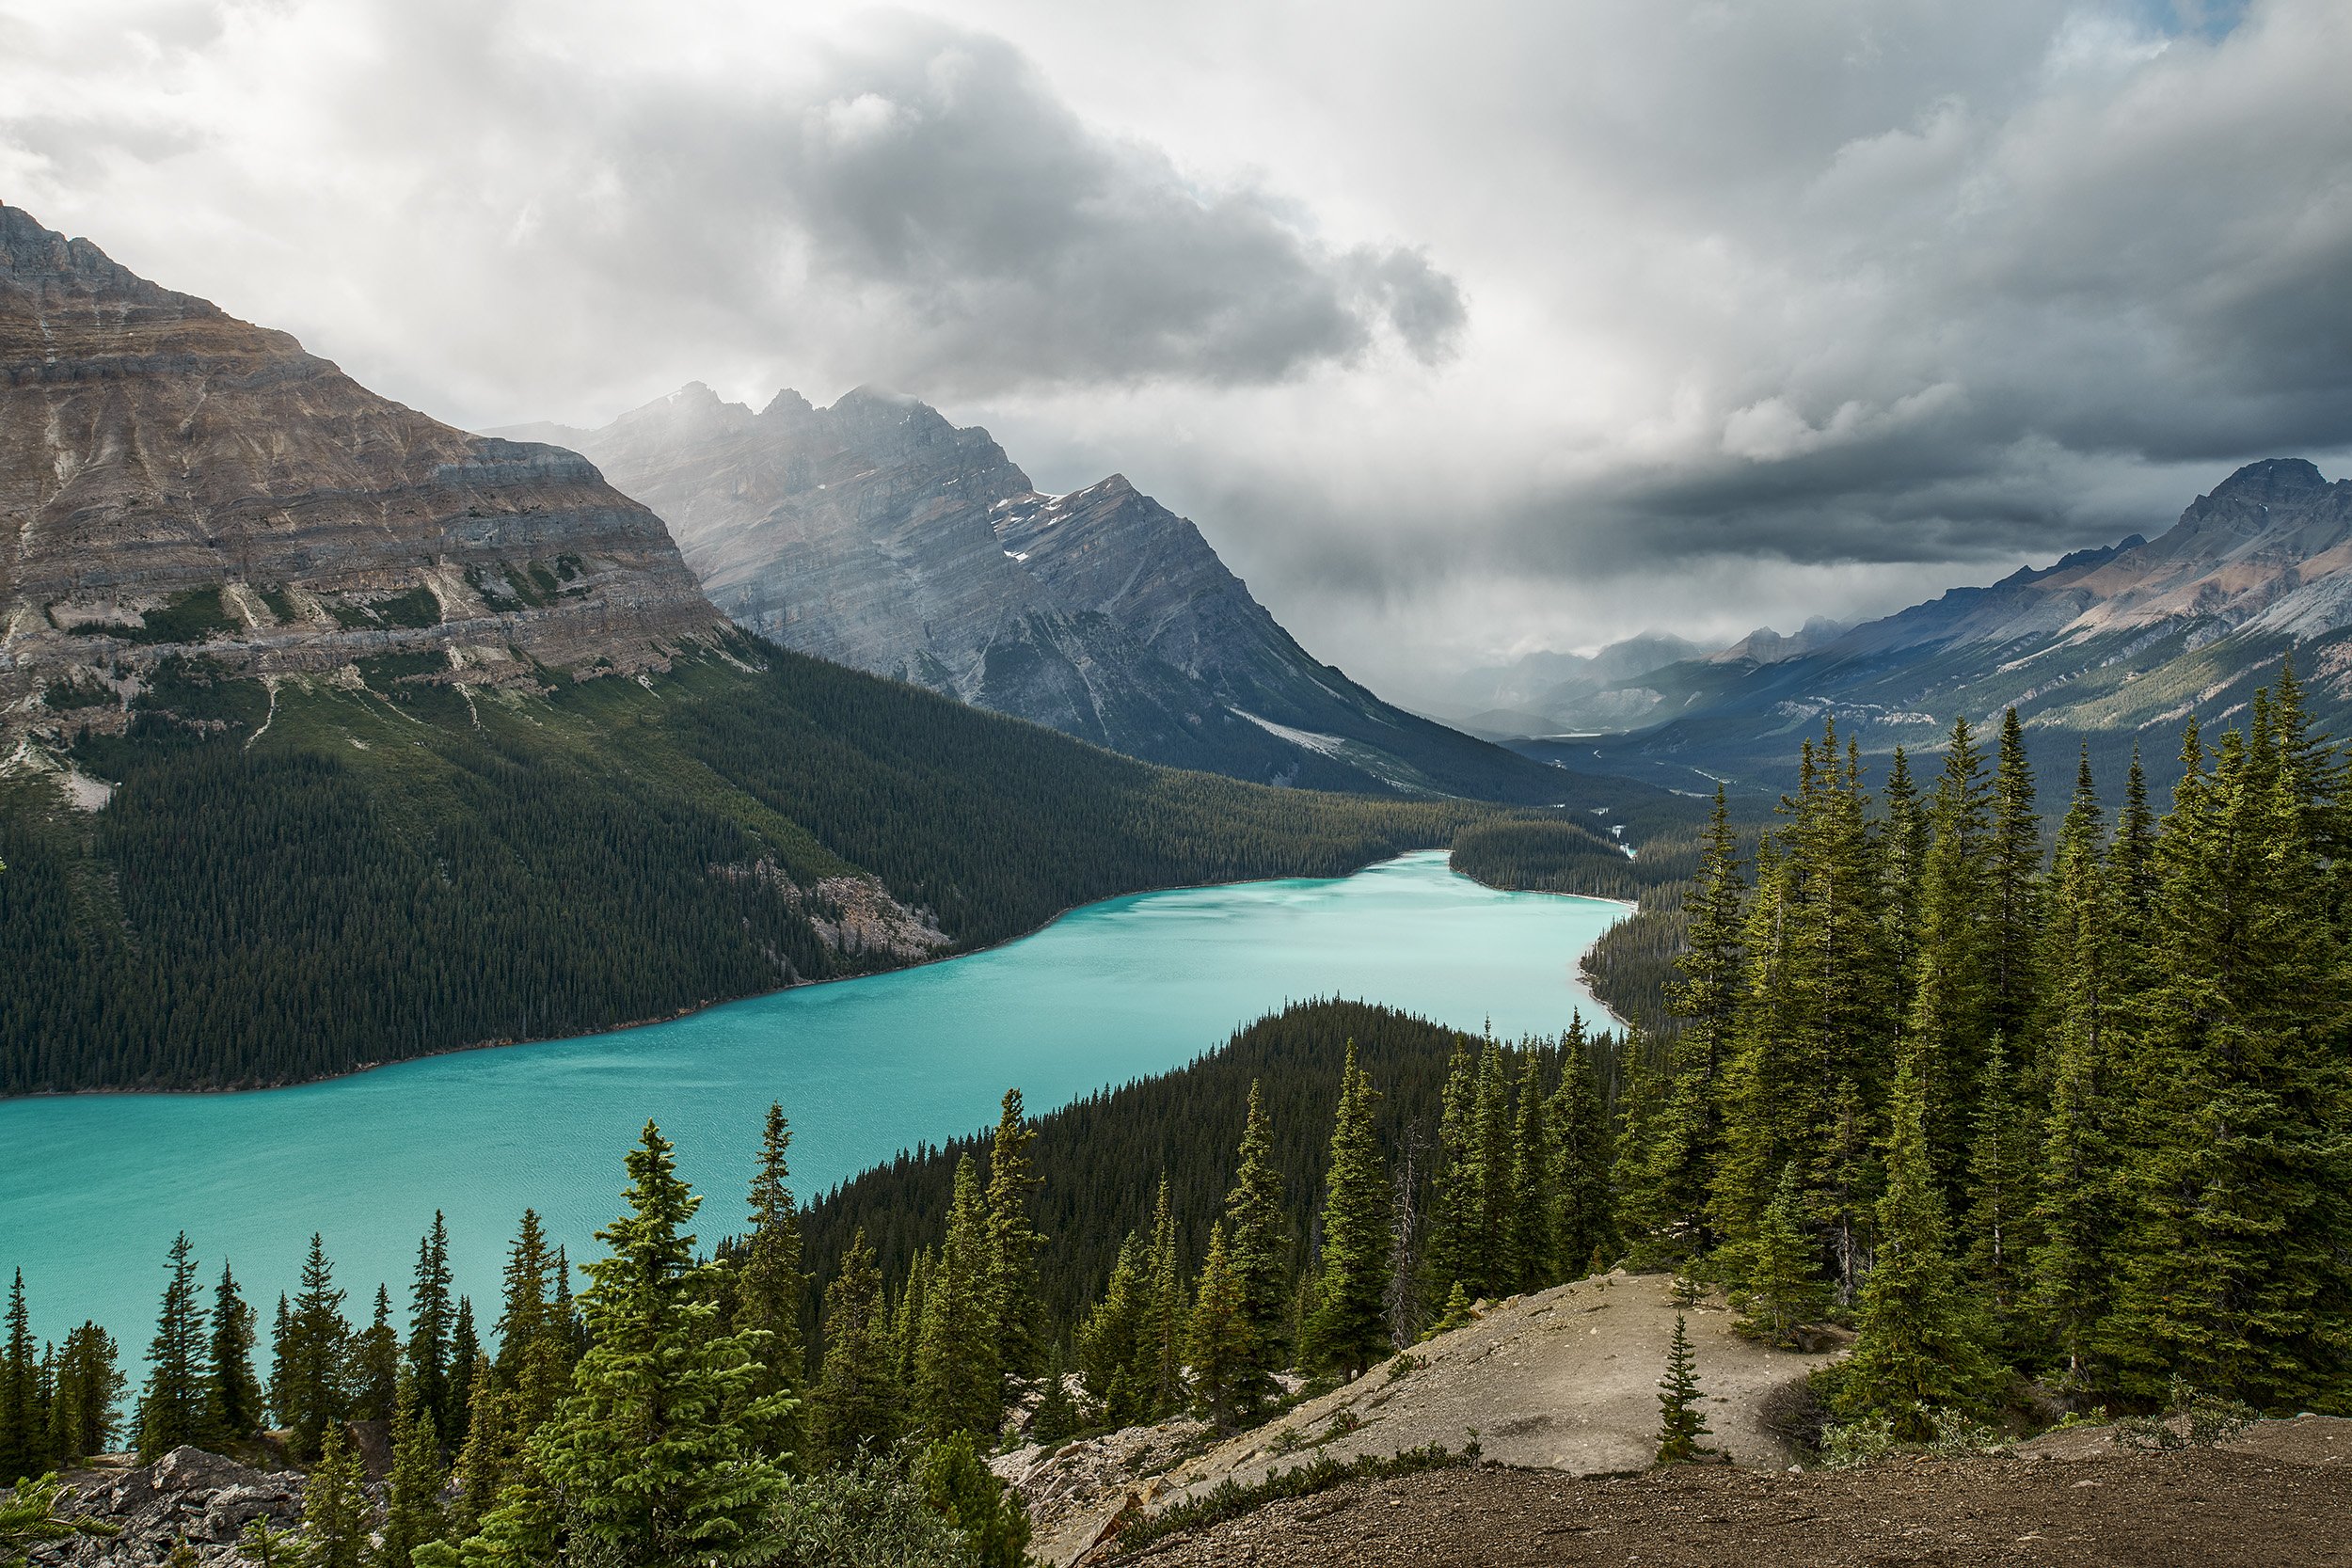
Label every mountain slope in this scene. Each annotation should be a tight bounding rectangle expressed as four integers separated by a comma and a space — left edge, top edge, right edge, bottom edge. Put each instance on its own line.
0, 206, 719, 716
0, 209, 1502, 1094
1524, 459, 2352, 791
504, 386, 1575, 801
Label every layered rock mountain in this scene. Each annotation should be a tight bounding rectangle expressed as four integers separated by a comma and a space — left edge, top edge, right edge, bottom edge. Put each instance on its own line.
1518, 458, 2352, 791
0, 205, 721, 726
506, 385, 1568, 800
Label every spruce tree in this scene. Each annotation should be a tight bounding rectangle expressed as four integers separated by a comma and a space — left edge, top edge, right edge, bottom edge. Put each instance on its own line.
407, 1212, 455, 1438
448, 1300, 479, 1451
1185, 1222, 1250, 1428
136, 1233, 209, 1462
1645, 784, 1743, 1258
1738, 1164, 1827, 1347
47, 1323, 122, 1466
1470, 1038, 1515, 1295
373, 1372, 446, 1568
1907, 715, 1997, 1191
1987, 708, 2044, 1057
1548, 1018, 1617, 1275
982, 1090, 1044, 1382
478, 1120, 792, 1566
0, 1271, 40, 1484
1654, 1314, 1711, 1463
1421, 1037, 1481, 1306
1030, 1342, 1077, 1446
809, 1229, 900, 1465
1504, 1051, 1554, 1292
1076, 1233, 1150, 1426
204, 1262, 262, 1448
1962, 1037, 2038, 1350
353, 1286, 401, 1423
301, 1424, 369, 1568
914, 1154, 1002, 1440
280, 1236, 351, 1461
1220, 1081, 1290, 1419
735, 1103, 807, 1462
1141, 1179, 1186, 1418
1301, 1045, 1391, 1378
1837, 1060, 1995, 1434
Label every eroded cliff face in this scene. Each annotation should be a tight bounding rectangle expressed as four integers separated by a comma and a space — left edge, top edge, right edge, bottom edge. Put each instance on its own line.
0, 205, 723, 727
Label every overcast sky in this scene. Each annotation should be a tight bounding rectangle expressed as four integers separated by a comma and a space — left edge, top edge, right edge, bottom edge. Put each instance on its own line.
6, 0, 2348, 702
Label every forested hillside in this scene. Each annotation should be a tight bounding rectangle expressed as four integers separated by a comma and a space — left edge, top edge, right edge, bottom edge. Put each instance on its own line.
0, 640, 1490, 1094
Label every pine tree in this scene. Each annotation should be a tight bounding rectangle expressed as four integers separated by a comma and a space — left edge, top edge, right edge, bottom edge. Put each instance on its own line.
982, 1090, 1044, 1382
372, 1372, 446, 1568
1076, 1234, 1150, 1427
446, 1354, 509, 1544
47, 1323, 122, 1466
1837, 1060, 1995, 1434
0, 1271, 41, 1484
278, 1235, 351, 1461
301, 1424, 369, 1568
1421, 1036, 1481, 1306
1880, 746, 1929, 1015
1504, 1050, 1554, 1292
1907, 715, 1997, 1191
1030, 1342, 1077, 1446
1221, 1081, 1290, 1419
479, 1120, 792, 1565
735, 1103, 807, 1463
1987, 708, 2044, 1058
1654, 1314, 1711, 1463
448, 1299, 479, 1450
1549, 1017, 1617, 1275
204, 1262, 262, 1447
914, 1154, 1002, 1439
1738, 1164, 1828, 1347
407, 1212, 455, 1439
809, 1229, 901, 1465
1470, 1037, 1515, 1295
1301, 1045, 1392, 1378
136, 1233, 209, 1462
353, 1286, 401, 1423
1142, 1179, 1186, 1418
1962, 1037, 2039, 1349
1185, 1223, 1250, 1428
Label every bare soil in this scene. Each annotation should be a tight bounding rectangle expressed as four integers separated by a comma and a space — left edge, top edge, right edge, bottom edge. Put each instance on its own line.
1120, 1416, 2352, 1567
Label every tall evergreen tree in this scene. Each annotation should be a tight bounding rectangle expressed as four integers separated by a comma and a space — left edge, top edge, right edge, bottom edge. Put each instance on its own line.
735, 1103, 807, 1461
1301, 1045, 1391, 1378
1548, 1017, 1617, 1275
47, 1323, 122, 1467
1185, 1223, 1250, 1428
1141, 1179, 1186, 1418
373, 1372, 447, 1568
1075, 1234, 1151, 1426
470, 1120, 792, 1567
407, 1212, 455, 1438
1221, 1082, 1290, 1419
982, 1090, 1044, 1382
809, 1230, 900, 1465
1738, 1164, 1829, 1347
136, 1233, 209, 1462
1907, 716, 1996, 1189
1963, 1038, 2039, 1351
0, 1272, 40, 1483
1421, 1037, 1481, 1304
1837, 1060, 1995, 1434
352, 1286, 401, 1423
1504, 1050, 1554, 1291
1987, 708, 2044, 1058
301, 1424, 369, 1568
204, 1262, 262, 1447
914, 1155, 1002, 1440
278, 1235, 351, 1461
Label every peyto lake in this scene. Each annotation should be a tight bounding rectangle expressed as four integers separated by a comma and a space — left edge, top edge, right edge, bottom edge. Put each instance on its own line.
0, 851, 1623, 1348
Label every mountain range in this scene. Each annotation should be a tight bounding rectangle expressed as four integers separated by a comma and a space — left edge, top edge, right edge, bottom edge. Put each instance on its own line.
0, 204, 1542, 1092
501, 386, 1570, 802
1509, 458, 2352, 793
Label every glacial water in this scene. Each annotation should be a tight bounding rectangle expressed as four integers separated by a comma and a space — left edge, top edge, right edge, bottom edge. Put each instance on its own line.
0, 851, 1624, 1350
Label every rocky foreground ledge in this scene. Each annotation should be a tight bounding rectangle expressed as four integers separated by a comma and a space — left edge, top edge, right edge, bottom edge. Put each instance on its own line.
20, 1448, 303, 1566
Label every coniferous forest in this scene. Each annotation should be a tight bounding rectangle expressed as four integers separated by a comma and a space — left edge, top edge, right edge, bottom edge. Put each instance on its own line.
0, 638, 1506, 1094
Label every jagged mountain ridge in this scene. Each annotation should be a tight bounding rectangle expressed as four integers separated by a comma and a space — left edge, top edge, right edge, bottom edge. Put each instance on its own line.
0, 204, 722, 725
1519, 458, 2352, 791
503, 385, 1572, 801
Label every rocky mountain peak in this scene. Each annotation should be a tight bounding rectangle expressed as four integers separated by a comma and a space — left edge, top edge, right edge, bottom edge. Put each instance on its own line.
0, 204, 721, 730
2205, 456, 2333, 506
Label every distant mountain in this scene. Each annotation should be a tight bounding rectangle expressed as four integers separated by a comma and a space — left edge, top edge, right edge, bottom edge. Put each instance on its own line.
503, 386, 1572, 802
1437, 633, 1708, 737
0, 205, 720, 720
1518, 459, 2352, 792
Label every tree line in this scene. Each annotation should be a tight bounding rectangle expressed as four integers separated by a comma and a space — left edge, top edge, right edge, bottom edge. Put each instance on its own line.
1617, 661, 2352, 1425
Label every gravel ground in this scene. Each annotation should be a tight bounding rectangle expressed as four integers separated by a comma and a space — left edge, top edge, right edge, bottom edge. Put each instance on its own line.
1115, 1416, 2352, 1567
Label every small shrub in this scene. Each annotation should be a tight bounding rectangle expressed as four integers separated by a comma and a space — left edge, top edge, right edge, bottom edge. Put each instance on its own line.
918, 1433, 1030, 1568
771, 1452, 979, 1568
1104, 1440, 1478, 1561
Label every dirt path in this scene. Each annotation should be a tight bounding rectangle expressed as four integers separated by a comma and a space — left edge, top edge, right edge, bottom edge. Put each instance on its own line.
1123, 1416, 2352, 1567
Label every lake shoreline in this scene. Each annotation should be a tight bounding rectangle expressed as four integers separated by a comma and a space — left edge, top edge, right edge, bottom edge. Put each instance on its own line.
8, 844, 1639, 1104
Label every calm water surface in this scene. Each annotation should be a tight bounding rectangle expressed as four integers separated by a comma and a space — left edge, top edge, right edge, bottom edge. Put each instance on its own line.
0, 851, 1622, 1348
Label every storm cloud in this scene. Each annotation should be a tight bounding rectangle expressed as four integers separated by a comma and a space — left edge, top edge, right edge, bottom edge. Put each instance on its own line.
3, 0, 2347, 699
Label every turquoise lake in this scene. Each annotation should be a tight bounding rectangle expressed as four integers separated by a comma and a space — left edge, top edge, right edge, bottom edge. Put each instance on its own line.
0, 851, 1623, 1350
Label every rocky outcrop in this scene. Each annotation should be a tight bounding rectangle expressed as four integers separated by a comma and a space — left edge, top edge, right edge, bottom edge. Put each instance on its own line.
504, 386, 1567, 801
0, 205, 723, 731
26, 1448, 303, 1566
